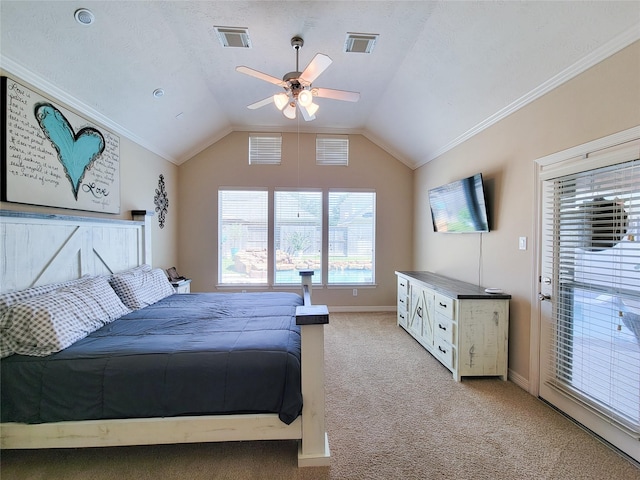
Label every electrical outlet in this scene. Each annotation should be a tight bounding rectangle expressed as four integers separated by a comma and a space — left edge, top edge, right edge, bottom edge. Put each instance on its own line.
353, 288, 358, 296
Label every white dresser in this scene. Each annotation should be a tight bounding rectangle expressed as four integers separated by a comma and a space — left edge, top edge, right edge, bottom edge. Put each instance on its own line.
396, 271, 510, 381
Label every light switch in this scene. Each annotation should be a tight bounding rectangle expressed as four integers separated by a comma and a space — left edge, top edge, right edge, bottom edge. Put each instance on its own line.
519, 237, 527, 250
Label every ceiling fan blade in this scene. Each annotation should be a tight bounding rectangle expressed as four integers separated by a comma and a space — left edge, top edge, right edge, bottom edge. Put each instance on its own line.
314, 88, 360, 102
299, 54, 332, 84
247, 96, 275, 110
236, 66, 286, 87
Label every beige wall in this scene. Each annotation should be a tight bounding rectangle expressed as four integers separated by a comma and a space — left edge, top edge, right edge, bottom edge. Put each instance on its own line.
414, 41, 640, 385
0, 72, 179, 271
177, 132, 413, 306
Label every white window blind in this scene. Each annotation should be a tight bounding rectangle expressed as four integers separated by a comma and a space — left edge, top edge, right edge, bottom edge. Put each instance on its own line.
249, 133, 281, 165
328, 191, 375, 284
316, 135, 349, 166
543, 157, 640, 434
274, 191, 322, 284
218, 190, 268, 284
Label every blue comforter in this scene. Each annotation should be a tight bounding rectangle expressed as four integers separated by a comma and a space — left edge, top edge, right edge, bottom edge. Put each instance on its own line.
0, 292, 303, 425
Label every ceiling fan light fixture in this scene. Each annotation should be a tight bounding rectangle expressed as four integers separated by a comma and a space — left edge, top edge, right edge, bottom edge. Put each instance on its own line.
283, 103, 297, 119
304, 102, 319, 117
297, 89, 313, 107
273, 92, 289, 110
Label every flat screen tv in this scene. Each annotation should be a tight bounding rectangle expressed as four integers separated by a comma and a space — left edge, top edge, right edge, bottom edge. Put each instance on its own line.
428, 173, 490, 233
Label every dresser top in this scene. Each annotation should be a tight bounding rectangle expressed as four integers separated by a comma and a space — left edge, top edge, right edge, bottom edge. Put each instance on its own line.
396, 271, 512, 300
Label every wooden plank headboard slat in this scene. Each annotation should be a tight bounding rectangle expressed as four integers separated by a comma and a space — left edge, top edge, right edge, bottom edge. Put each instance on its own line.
1, 210, 151, 293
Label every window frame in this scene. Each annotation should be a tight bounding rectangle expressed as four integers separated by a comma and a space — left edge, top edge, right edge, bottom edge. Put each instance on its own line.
217, 187, 376, 288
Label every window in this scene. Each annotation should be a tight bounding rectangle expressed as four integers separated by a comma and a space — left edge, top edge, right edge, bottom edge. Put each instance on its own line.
249, 133, 281, 165
328, 191, 375, 284
218, 190, 268, 284
316, 135, 349, 166
274, 191, 322, 284
218, 188, 376, 287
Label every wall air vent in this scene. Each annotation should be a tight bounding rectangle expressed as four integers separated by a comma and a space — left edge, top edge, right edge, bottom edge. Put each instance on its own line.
344, 33, 378, 54
214, 26, 252, 48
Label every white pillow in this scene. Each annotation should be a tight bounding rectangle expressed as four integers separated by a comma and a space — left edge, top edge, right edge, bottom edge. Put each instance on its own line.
0, 276, 130, 358
0, 276, 93, 318
109, 267, 175, 310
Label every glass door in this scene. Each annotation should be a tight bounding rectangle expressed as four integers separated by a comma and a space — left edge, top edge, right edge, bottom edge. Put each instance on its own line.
538, 143, 640, 462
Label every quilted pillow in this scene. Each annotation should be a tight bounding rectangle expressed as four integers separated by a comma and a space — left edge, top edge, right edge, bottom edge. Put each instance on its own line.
0, 276, 93, 318
109, 267, 174, 310
0, 276, 130, 358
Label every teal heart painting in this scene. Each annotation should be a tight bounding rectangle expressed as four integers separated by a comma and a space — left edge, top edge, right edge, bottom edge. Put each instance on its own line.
34, 103, 105, 200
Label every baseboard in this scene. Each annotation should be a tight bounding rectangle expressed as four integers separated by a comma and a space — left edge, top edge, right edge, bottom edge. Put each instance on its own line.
508, 368, 529, 391
328, 306, 396, 313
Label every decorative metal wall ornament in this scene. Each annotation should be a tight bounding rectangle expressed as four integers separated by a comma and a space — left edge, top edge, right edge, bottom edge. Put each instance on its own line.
154, 174, 168, 228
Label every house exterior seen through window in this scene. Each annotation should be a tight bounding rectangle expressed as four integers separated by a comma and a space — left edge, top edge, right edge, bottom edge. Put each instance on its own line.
218, 188, 375, 286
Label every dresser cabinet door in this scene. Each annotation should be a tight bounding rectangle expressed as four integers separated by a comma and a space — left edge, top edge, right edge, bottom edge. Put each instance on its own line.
408, 284, 424, 338
420, 289, 435, 347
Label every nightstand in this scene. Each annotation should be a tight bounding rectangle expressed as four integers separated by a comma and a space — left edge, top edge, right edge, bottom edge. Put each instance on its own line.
171, 278, 192, 294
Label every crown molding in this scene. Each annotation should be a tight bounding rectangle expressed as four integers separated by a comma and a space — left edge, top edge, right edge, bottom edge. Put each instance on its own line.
0, 55, 179, 165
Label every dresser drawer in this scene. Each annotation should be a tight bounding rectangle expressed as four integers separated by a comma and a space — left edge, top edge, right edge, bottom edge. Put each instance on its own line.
397, 276, 409, 296
435, 293, 455, 319
433, 337, 454, 369
397, 294, 408, 313
434, 314, 455, 344
397, 310, 407, 328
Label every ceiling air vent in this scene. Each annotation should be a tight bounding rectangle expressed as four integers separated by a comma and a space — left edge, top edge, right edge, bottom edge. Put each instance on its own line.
344, 33, 378, 54
214, 26, 252, 48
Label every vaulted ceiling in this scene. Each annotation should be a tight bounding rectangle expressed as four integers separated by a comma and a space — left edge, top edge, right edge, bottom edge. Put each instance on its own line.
1, 1, 638, 169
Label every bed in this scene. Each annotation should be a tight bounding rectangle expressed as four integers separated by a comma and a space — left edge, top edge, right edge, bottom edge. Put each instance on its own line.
0, 210, 330, 467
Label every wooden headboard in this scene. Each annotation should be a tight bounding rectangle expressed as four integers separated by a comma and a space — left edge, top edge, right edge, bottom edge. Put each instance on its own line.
0, 210, 152, 294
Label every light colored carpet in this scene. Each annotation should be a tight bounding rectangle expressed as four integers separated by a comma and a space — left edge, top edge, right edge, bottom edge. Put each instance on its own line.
2, 312, 639, 479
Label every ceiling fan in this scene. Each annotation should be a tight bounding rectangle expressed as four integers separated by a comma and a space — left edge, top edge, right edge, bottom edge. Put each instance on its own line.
236, 36, 360, 121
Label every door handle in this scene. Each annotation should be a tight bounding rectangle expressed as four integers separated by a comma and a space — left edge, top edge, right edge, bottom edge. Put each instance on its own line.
538, 293, 551, 302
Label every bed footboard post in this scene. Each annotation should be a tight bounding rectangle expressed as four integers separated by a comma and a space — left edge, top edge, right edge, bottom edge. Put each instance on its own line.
296, 271, 330, 467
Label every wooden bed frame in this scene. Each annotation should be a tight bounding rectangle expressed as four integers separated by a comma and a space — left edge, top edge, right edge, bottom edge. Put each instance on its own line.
0, 210, 330, 467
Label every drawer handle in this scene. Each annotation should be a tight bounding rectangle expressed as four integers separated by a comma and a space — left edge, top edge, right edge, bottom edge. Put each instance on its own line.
438, 323, 447, 331
439, 302, 447, 308
438, 345, 447, 354
399, 314, 405, 320
417, 306, 423, 318
399, 298, 405, 304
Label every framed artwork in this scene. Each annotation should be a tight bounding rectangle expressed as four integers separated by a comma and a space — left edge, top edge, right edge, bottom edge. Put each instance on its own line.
1, 77, 121, 214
